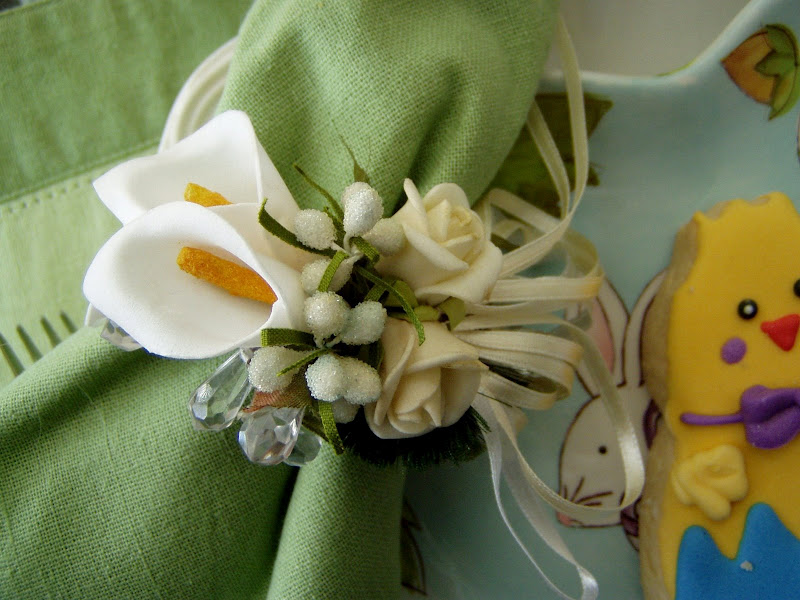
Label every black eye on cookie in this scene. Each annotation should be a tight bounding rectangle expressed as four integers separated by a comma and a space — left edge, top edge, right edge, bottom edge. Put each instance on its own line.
737, 299, 758, 320
793, 278, 800, 298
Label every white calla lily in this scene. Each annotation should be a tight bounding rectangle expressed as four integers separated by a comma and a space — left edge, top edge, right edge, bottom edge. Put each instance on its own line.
83, 111, 313, 359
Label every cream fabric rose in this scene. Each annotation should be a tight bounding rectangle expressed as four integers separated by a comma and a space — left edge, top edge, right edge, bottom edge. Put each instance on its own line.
365, 318, 487, 439
376, 179, 502, 304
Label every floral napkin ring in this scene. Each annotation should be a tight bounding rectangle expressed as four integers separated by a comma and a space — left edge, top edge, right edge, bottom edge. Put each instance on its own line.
82, 17, 644, 600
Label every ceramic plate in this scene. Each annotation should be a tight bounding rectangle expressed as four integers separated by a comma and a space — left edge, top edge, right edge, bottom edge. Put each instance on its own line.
404, 0, 800, 597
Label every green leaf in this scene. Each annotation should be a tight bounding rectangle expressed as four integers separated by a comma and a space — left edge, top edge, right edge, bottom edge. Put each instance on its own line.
260, 328, 316, 349
489, 92, 612, 216
338, 407, 489, 468
382, 279, 418, 308
350, 236, 380, 262
769, 69, 800, 119
258, 199, 334, 257
315, 399, 345, 455
756, 52, 795, 76
293, 164, 345, 221
766, 24, 798, 57
414, 306, 440, 321
437, 297, 466, 330
277, 348, 329, 376
318, 250, 349, 292
354, 267, 425, 345
358, 341, 384, 370
340, 136, 371, 184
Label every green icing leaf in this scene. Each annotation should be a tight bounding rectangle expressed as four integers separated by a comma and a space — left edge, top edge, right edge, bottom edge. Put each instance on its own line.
490, 92, 612, 216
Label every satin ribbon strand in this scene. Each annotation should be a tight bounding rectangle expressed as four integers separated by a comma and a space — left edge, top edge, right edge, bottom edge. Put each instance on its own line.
458, 301, 591, 326
556, 16, 589, 208
479, 370, 558, 411
480, 315, 645, 522
488, 276, 602, 304
487, 188, 562, 233
465, 17, 644, 599
456, 330, 583, 366
475, 396, 599, 600
526, 101, 572, 220
495, 198, 599, 280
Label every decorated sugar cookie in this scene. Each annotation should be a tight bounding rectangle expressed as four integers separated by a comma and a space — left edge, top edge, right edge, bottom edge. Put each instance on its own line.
640, 192, 800, 599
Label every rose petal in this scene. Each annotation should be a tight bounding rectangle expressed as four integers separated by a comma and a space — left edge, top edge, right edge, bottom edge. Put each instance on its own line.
371, 318, 416, 426
83, 202, 305, 359
423, 183, 470, 210
93, 111, 297, 227
376, 225, 468, 290
440, 365, 485, 427
405, 322, 482, 373
426, 199, 451, 242
414, 241, 502, 304
399, 179, 430, 234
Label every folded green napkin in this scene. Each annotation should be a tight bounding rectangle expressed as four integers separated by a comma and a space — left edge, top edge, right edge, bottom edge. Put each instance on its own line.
0, 1, 558, 598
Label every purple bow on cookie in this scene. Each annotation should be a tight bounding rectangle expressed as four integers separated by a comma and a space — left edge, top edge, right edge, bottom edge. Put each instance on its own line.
681, 385, 800, 449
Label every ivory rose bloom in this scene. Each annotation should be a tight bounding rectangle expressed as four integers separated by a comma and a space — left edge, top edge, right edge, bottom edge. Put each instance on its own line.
376, 179, 502, 304
83, 111, 311, 359
365, 318, 487, 439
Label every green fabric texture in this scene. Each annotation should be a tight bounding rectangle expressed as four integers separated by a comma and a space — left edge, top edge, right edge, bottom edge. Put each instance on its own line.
0, 0, 253, 203
0, 328, 295, 598
1, 0, 559, 599
220, 0, 560, 212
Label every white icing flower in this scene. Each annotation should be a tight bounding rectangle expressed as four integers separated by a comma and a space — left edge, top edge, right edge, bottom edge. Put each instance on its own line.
365, 318, 487, 439
376, 179, 503, 304
83, 111, 312, 359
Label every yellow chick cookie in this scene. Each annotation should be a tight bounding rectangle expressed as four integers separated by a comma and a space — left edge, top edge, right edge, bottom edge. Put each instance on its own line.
640, 192, 800, 600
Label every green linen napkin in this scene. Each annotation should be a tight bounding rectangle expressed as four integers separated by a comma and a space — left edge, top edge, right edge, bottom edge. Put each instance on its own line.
0, 0, 558, 598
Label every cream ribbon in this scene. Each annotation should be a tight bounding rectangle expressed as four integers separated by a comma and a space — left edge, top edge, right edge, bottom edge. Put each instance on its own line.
463, 17, 645, 600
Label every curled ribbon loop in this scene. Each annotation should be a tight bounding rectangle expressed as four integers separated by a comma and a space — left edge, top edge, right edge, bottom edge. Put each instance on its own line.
465, 16, 645, 600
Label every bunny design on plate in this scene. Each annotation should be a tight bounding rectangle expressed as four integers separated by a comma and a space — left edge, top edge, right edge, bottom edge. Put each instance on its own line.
558, 275, 663, 549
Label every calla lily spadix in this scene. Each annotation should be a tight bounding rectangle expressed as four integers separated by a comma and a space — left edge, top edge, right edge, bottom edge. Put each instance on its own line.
83, 111, 313, 359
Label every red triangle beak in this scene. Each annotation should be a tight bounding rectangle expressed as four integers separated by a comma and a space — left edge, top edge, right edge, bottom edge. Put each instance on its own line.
761, 314, 800, 351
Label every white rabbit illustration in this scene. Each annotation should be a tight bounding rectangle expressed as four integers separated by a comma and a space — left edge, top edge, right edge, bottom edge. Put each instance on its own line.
557, 273, 664, 549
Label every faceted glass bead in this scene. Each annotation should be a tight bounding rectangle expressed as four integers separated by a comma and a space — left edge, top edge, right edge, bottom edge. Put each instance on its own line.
238, 406, 306, 466
189, 350, 253, 431
285, 427, 322, 467
100, 319, 142, 351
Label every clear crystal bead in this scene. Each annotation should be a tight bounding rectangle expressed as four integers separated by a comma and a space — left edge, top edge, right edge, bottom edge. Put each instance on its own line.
189, 350, 253, 431
100, 319, 142, 351
285, 427, 322, 466
238, 406, 308, 466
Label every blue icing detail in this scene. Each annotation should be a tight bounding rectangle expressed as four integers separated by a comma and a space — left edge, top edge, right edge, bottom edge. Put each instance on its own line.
676, 503, 800, 599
